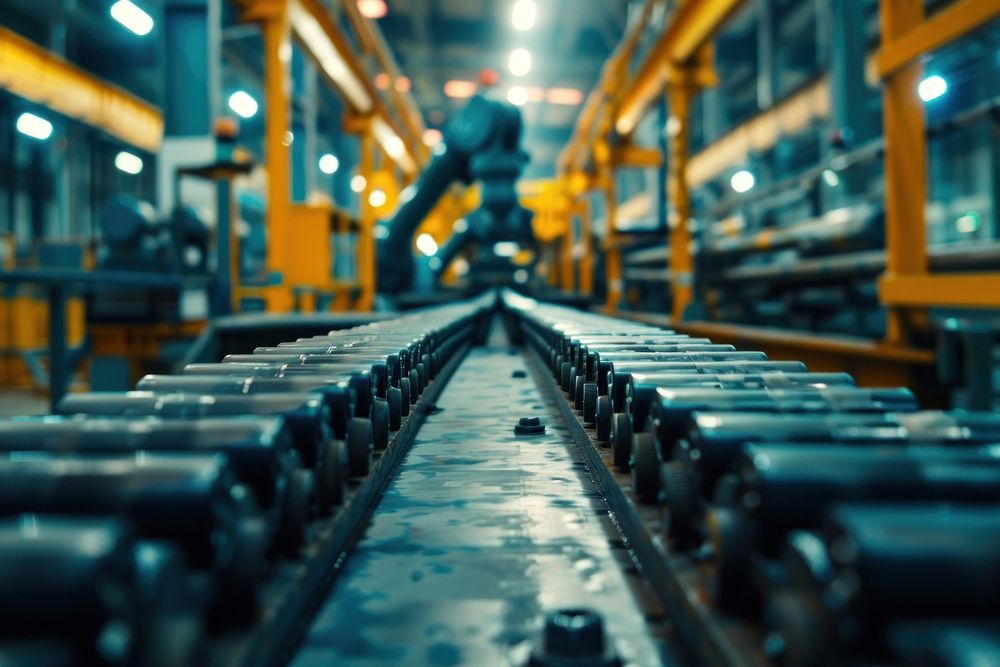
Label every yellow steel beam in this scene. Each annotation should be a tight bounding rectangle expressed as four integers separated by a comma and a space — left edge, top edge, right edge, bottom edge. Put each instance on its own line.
0, 28, 162, 152
877, 0, 1000, 77
879, 0, 926, 344
611, 144, 662, 168
667, 82, 693, 320
880, 274, 1000, 308
557, 0, 662, 175
615, 0, 745, 136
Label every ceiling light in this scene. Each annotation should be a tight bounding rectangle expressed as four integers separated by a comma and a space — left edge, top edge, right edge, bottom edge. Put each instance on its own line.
15, 112, 53, 141
821, 168, 840, 188
525, 86, 545, 102
730, 170, 755, 193
918, 74, 947, 102
493, 241, 520, 257
290, 2, 373, 113
357, 0, 387, 19
422, 128, 443, 146
546, 87, 583, 105
443, 80, 477, 98
415, 233, 438, 256
368, 189, 387, 207
508, 48, 532, 77
394, 76, 411, 92
110, 0, 153, 36
228, 91, 258, 119
507, 86, 528, 106
350, 174, 367, 193
512, 0, 536, 30
114, 151, 143, 175
319, 153, 339, 174
374, 72, 390, 90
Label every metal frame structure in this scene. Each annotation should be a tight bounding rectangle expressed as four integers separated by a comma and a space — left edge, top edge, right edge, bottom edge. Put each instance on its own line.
876, 0, 1000, 344
546, 0, 1000, 390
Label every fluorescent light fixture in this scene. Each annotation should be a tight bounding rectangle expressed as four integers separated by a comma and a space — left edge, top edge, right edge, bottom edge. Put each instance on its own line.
730, 169, 755, 193
350, 174, 367, 193
319, 153, 339, 174
525, 86, 545, 102
290, 1, 373, 113
15, 112, 53, 141
371, 118, 416, 174
444, 80, 477, 98
493, 241, 520, 257
357, 0, 387, 19
546, 87, 583, 105
821, 168, 840, 187
415, 233, 438, 256
228, 91, 258, 119
512, 0, 536, 30
918, 74, 947, 102
114, 151, 143, 175
508, 48, 532, 77
422, 128, 443, 146
110, 0, 153, 36
507, 85, 528, 106
368, 189, 387, 207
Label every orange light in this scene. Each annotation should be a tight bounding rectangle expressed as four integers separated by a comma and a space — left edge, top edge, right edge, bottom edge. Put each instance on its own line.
546, 87, 583, 106
394, 76, 411, 92
422, 128, 443, 146
374, 72, 390, 90
525, 86, 544, 102
357, 0, 387, 19
443, 80, 477, 98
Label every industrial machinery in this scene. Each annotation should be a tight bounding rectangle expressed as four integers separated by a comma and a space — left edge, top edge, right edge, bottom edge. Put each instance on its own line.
0, 289, 994, 666
376, 94, 534, 296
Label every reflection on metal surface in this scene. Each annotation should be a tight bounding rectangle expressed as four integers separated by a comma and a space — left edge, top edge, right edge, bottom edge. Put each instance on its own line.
293, 333, 665, 666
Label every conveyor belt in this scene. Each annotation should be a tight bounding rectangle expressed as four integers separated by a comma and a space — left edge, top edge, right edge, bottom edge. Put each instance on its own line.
292, 327, 670, 666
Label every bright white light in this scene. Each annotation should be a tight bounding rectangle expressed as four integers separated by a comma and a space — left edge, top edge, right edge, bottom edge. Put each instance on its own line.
822, 168, 840, 188
512, 0, 536, 30
350, 175, 367, 193
918, 74, 947, 102
514, 269, 529, 283
415, 233, 438, 256
228, 91, 258, 119
730, 169, 755, 193
357, 0, 388, 19
319, 153, 340, 174
493, 241, 520, 257
15, 112, 53, 141
110, 0, 153, 36
400, 185, 416, 202
508, 48, 532, 77
956, 212, 981, 233
368, 189, 387, 207
114, 151, 143, 175
453, 218, 469, 233
384, 135, 405, 159
507, 85, 528, 106
282, 131, 294, 146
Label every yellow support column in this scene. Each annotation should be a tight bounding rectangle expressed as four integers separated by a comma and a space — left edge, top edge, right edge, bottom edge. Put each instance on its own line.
356, 128, 376, 311
667, 82, 694, 321
578, 199, 594, 295
879, 0, 927, 344
260, 1, 293, 311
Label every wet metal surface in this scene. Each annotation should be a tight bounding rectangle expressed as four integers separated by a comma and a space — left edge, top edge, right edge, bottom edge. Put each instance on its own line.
293, 332, 666, 666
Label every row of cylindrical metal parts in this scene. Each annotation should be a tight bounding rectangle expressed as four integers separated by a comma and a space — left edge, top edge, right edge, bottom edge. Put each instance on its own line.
0, 294, 494, 666
500, 289, 1000, 667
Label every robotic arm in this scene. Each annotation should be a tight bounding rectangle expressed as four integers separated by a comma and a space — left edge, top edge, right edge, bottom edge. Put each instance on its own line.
376, 94, 533, 294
